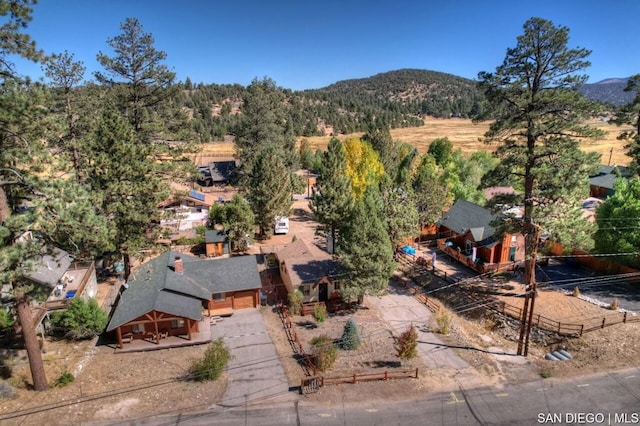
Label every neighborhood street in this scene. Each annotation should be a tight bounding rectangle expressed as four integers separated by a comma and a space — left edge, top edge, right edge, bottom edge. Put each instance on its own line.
130, 367, 640, 425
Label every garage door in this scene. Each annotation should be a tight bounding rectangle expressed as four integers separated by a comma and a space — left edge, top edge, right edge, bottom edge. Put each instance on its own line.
233, 290, 256, 309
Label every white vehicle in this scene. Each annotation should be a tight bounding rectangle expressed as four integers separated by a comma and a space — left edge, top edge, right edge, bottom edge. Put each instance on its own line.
274, 216, 289, 234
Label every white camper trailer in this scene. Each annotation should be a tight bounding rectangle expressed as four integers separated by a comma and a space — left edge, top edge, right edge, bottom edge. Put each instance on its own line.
274, 216, 290, 234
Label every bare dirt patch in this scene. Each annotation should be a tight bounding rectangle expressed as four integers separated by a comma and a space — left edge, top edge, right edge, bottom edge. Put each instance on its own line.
0, 337, 226, 425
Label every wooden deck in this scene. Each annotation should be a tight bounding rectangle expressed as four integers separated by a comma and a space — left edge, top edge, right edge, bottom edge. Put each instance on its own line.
113, 319, 212, 353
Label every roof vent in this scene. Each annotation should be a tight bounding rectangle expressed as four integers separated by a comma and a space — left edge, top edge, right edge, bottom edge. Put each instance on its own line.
174, 256, 184, 274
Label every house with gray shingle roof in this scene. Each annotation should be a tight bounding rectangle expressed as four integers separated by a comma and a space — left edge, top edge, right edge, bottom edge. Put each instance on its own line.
437, 199, 524, 269
589, 165, 633, 198
274, 239, 341, 304
107, 250, 261, 348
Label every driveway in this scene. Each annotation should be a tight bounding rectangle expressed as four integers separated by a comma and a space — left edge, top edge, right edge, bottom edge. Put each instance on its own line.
366, 285, 529, 389
210, 309, 298, 408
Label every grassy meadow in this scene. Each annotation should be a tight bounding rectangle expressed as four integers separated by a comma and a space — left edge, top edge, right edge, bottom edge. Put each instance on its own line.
197, 118, 633, 166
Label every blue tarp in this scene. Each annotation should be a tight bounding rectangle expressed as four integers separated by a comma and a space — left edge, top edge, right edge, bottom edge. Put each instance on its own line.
402, 245, 416, 255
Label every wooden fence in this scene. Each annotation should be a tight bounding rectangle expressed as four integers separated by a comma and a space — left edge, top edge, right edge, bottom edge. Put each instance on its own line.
496, 300, 640, 336
277, 302, 317, 376
301, 369, 419, 394
546, 242, 640, 275
408, 287, 440, 313
321, 369, 418, 386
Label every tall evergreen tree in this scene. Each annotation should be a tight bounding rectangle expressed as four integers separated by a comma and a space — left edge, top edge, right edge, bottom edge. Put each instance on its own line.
85, 106, 169, 278
0, 0, 48, 391
245, 148, 293, 238
380, 175, 419, 246
43, 50, 88, 182
235, 77, 298, 172
337, 185, 395, 302
363, 126, 398, 177
95, 17, 178, 136
310, 138, 354, 252
427, 137, 453, 166
412, 154, 450, 227
611, 74, 640, 174
221, 194, 255, 252
477, 17, 601, 354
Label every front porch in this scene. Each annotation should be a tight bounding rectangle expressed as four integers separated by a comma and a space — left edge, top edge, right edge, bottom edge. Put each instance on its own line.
113, 318, 212, 353
436, 238, 516, 274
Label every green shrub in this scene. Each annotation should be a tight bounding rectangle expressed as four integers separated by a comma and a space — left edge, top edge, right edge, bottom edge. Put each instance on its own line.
189, 338, 232, 382
340, 318, 361, 350
395, 324, 418, 361
0, 309, 15, 332
288, 290, 303, 316
313, 304, 327, 323
175, 236, 205, 245
310, 335, 337, 371
54, 372, 74, 387
50, 298, 108, 340
435, 311, 452, 335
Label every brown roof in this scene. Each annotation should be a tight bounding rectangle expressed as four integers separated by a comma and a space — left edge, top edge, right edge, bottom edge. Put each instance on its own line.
275, 239, 339, 287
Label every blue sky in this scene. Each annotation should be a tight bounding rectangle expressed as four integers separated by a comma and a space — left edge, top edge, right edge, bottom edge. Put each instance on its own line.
10, 0, 640, 90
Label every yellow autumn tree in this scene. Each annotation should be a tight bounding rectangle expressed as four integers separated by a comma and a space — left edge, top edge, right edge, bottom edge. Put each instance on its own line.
343, 137, 384, 199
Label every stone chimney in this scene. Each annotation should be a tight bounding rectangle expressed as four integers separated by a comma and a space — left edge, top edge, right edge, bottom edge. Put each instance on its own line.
174, 256, 184, 274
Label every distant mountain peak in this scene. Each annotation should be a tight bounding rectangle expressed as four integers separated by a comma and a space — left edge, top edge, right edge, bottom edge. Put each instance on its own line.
594, 78, 628, 85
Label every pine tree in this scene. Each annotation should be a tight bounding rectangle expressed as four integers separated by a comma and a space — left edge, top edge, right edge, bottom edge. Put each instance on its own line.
85, 106, 169, 277
477, 17, 602, 355
235, 77, 298, 173
413, 154, 451, 227
337, 184, 395, 302
245, 149, 293, 238
611, 74, 640, 174
380, 175, 419, 246
477, 17, 602, 288
340, 318, 361, 350
95, 17, 179, 136
0, 0, 50, 391
222, 194, 255, 252
310, 138, 354, 252
42, 50, 87, 183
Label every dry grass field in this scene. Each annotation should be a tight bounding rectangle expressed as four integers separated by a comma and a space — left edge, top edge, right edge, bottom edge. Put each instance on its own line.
195, 118, 633, 166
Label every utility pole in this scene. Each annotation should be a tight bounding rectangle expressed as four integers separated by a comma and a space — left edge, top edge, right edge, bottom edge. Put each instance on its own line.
608, 147, 613, 166
517, 224, 541, 356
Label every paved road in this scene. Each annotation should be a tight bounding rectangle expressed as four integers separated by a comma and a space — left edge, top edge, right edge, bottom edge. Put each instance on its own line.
133, 367, 640, 425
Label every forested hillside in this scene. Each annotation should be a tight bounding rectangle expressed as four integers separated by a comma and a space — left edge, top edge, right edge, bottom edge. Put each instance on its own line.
178, 69, 636, 142
178, 69, 485, 142
578, 78, 634, 106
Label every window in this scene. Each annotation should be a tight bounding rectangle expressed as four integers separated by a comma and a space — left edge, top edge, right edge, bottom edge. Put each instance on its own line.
333, 281, 341, 291
213, 293, 226, 302
301, 285, 310, 296
170, 319, 185, 329
465, 240, 473, 254
132, 324, 145, 334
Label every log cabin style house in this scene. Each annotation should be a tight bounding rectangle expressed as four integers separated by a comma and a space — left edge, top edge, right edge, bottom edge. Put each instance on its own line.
106, 251, 261, 349
436, 199, 525, 273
